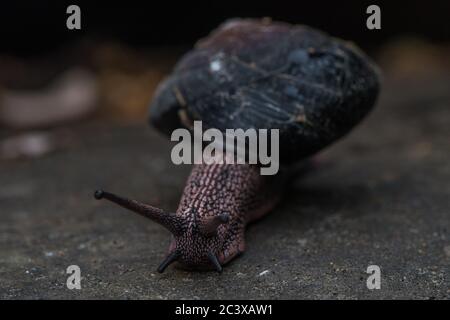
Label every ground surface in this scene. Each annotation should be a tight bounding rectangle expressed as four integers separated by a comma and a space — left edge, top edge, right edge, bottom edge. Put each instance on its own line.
0, 74, 449, 299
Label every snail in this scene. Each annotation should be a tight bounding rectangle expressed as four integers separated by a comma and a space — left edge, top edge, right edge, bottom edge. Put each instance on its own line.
94, 18, 380, 273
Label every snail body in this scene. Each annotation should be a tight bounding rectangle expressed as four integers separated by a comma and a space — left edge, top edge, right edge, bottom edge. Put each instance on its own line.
95, 19, 380, 272
96, 160, 285, 272
168, 161, 284, 270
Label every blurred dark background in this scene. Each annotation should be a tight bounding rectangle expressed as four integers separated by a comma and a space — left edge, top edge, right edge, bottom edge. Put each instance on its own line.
1, 0, 449, 55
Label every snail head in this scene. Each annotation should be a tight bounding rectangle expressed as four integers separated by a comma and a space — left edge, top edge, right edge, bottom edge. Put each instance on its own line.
94, 190, 230, 273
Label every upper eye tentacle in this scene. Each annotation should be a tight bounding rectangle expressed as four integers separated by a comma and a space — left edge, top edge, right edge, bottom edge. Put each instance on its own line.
198, 213, 230, 237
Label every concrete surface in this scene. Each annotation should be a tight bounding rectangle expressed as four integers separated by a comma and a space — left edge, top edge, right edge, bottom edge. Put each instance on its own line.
0, 75, 449, 299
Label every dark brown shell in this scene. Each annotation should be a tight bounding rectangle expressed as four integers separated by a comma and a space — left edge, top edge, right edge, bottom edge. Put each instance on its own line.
149, 18, 380, 163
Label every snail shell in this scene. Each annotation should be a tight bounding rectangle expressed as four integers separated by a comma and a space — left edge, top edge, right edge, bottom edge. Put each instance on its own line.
149, 18, 380, 163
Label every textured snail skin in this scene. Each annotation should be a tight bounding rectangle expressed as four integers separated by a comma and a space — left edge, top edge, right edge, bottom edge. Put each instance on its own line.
95, 160, 286, 272
170, 162, 284, 270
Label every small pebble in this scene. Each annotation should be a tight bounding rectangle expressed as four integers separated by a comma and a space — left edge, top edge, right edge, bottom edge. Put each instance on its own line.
258, 270, 270, 277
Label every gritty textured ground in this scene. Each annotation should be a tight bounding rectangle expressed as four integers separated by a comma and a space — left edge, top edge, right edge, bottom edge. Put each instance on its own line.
0, 74, 449, 299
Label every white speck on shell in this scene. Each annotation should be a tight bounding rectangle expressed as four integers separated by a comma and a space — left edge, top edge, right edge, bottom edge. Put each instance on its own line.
210, 60, 222, 72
